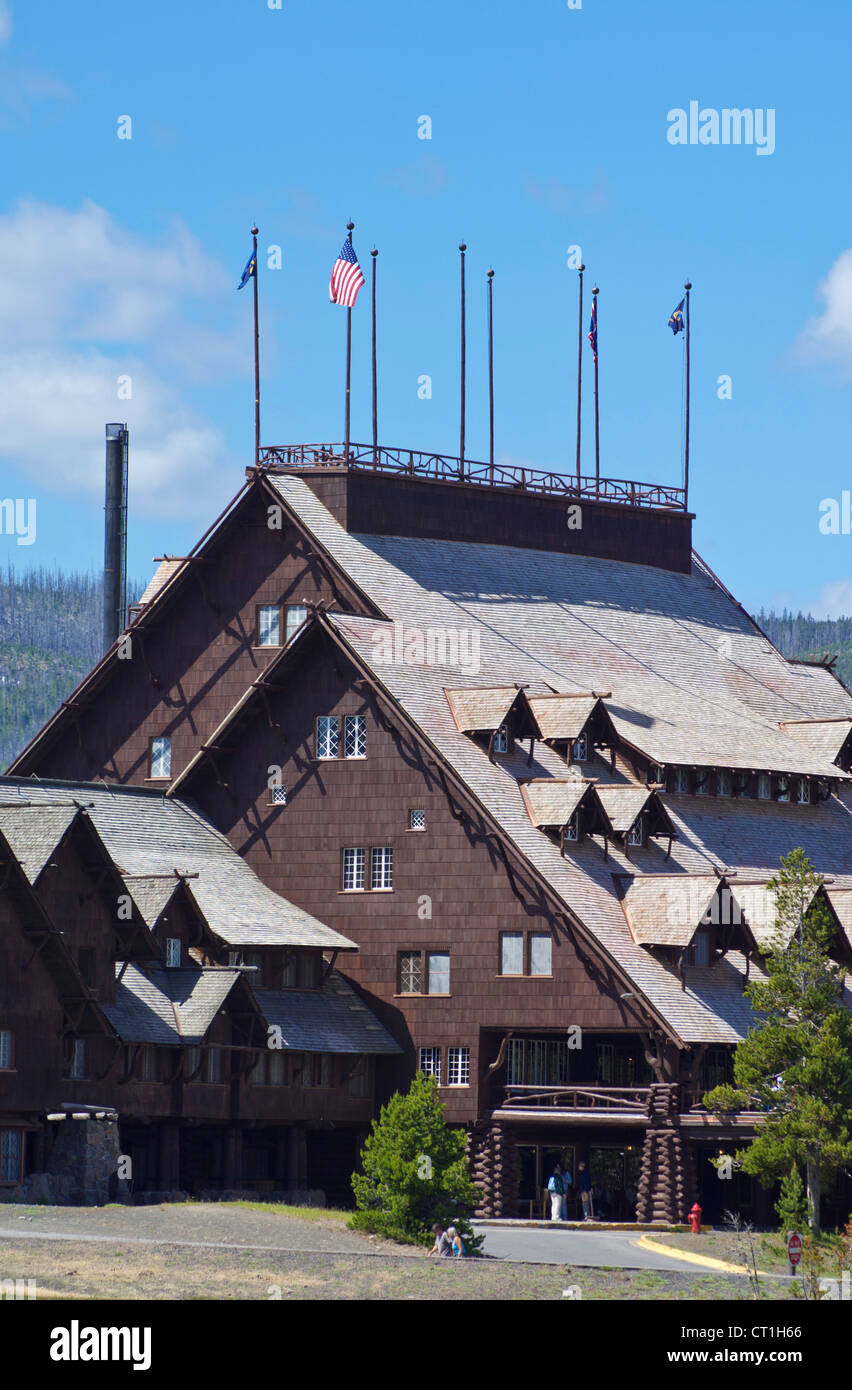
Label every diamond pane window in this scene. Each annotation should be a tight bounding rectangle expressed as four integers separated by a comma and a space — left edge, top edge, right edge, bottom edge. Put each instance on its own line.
572, 732, 588, 762
285, 604, 308, 643
257, 605, 280, 647
797, 778, 810, 805
418, 1047, 441, 1082
317, 716, 339, 760
492, 727, 508, 754
370, 846, 393, 890
150, 736, 171, 779
344, 714, 367, 758
408, 808, 426, 831
777, 777, 790, 803
447, 1047, 470, 1086
564, 812, 580, 842
342, 847, 365, 891
530, 933, 552, 975
627, 820, 644, 846
758, 774, 772, 800
718, 769, 732, 797
696, 772, 711, 796
165, 938, 181, 968
399, 951, 423, 994
427, 951, 450, 995
500, 932, 523, 975
270, 784, 287, 805
674, 768, 690, 794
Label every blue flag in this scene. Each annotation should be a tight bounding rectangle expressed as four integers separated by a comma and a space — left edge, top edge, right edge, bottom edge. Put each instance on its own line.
588, 297, 598, 361
668, 298, 685, 334
238, 248, 257, 290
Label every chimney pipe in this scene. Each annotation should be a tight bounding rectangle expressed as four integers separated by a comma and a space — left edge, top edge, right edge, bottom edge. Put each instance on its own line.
103, 423, 128, 652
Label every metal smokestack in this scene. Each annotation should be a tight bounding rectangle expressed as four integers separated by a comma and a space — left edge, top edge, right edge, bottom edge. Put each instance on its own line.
103, 423, 128, 652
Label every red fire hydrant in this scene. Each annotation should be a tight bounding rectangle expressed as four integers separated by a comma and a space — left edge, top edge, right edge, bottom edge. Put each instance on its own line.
689, 1203, 702, 1234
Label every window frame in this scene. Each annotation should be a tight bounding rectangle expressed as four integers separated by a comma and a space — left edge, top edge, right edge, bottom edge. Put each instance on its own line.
165, 938, 181, 969
492, 726, 509, 754
341, 847, 366, 892
446, 1046, 471, 1087
571, 731, 588, 763
316, 715, 340, 761
149, 735, 172, 780
529, 932, 553, 977
0, 1129, 23, 1186
796, 778, 810, 805
418, 1046, 441, 1083
757, 773, 772, 801
408, 808, 426, 832
284, 604, 309, 644
343, 714, 367, 759
256, 603, 282, 648
499, 932, 524, 976
369, 845, 394, 891
0, 1029, 14, 1071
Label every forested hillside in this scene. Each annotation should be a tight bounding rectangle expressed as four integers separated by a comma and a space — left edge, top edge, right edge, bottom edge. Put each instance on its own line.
0, 567, 141, 768
1, 570, 851, 772
753, 609, 852, 690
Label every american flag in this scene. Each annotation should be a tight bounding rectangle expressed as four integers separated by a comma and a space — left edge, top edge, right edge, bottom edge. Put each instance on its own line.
329, 238, 365, 308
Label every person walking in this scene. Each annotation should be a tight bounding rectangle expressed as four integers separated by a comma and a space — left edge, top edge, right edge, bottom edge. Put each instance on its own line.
429, 1222, 453, 1256
447, 1225, 466, 1257
547, 1163, 565, 1221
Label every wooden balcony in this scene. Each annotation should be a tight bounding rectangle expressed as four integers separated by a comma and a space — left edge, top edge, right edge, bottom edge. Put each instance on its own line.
498, 1084, 652, 1125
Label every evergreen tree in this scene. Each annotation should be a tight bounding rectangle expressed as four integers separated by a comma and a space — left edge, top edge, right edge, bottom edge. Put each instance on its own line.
351, 1071, 481, 1247
703, 849, 852, 1234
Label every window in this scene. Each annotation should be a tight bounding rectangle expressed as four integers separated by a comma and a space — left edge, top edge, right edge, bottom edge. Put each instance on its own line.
281, 953, 297, 988
529, 934, 553, 976
674, 767, 690, 794
165, 938, 181, 968
418, 1047, 441, 1082
427, 952, 450, 995
342, 847, 365, 891
563, 812, 580, 843
718, 769, 732, 797
370, 846, 393, 891
344, 714, 367, 758
257, 604, 281, 647
186, 1046, 202, 1078
692, 931, 711, 967
627, 819, 644, 847
150, 736, 171, 779
205, 1047, 222, 1084
140, 1045, 158, 1082
0, 1030, 13, 1070
297, 953, 320, 989
269, 784, 287, 806
316, 716, 339, 760
285, 604, 308, 643
797, 778, 810, 805
776, 777, 790, 803
408, 809, 426, 831
596, 1042, 614, 1084
650, 764, 665, 785
757, 773, 772, 800
70, 1040, 86, 1079
492, 726, 508, 754
268, 1050, 287, 1085
301, 1053, 332, 1088
399, 951, 423, 994
572, 732, 588, 762
447, 1047, 470, 1086
500, 933, 524, 975
348, 1055, 371, 1098
506, 1038, 569, 1087
0, 1130, 22, 1184
695, 772, 711, 796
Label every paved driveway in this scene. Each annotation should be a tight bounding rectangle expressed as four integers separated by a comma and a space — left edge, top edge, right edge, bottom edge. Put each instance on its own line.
472, 1224, 717, 1271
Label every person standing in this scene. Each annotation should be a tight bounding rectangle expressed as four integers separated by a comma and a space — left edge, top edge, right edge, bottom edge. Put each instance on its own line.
577, 1161, 594, 1221
547, 1163, 565, 1221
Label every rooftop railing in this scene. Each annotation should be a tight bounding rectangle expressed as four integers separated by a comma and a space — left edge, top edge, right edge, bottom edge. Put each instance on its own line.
256, 442, 688, 512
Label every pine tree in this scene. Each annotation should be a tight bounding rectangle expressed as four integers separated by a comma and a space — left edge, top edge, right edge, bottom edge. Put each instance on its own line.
703, 848, 852, 1234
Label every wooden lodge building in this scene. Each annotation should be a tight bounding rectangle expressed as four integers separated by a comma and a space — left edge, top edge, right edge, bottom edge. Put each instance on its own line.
4, 442, 852, 1222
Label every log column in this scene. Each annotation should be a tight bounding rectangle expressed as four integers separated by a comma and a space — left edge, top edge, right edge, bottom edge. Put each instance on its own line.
635, 1084, 696, 1223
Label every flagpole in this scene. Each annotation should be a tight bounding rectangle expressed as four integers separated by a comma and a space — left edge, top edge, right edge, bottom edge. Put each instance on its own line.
371, 248, 378, 463
487, 268, 495, 470
344, 221, 354, 462
684, 280, 691, 508
576, 264, 585, 491
251, 225, 260, 464
459, 242, 467, 471
592, 284, 600, 492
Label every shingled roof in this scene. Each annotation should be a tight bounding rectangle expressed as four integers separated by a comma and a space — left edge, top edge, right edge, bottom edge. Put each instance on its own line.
0, 777, 357, 952
102, 963, 245, 1044
255, 972, 402, 1055
247, 473, 852, 1044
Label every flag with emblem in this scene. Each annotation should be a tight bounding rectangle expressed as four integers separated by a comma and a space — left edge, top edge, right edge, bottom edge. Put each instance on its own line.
238, 247, 256, 290
329, 238, 365, 307
668, 298, 685, 334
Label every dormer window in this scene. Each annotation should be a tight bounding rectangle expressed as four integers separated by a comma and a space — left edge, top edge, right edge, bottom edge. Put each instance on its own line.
695, 771, 711, 796
797, 779, 810, 805
150, 736, 171, 779
757, 773, 772, 801
165, 938, 181, 968
492, 727, 509, 754
776, 777, 790, 803
718, 769, 732, 797
649, 764, 665, 786
626, 820, 644, 847
572, 732, 588, 762
692, 930, 711, 966
564, 812, 580, 843
674, 768, 690, 794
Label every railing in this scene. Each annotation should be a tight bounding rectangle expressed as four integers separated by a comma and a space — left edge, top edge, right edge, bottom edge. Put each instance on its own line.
501, 1084, 651, 1111
256, 442, 688, 512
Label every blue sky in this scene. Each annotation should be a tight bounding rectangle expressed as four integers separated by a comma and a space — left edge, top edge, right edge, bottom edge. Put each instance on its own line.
0, 0, 851, 618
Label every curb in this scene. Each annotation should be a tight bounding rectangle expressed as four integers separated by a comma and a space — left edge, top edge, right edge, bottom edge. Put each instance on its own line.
634, 1233, 772, 1276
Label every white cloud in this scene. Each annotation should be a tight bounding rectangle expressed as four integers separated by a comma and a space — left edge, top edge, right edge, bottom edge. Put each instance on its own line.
0, 3, 12, 43
794, 249, 852, 370
0, 200, 246, 520
805, 579, 852, 620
